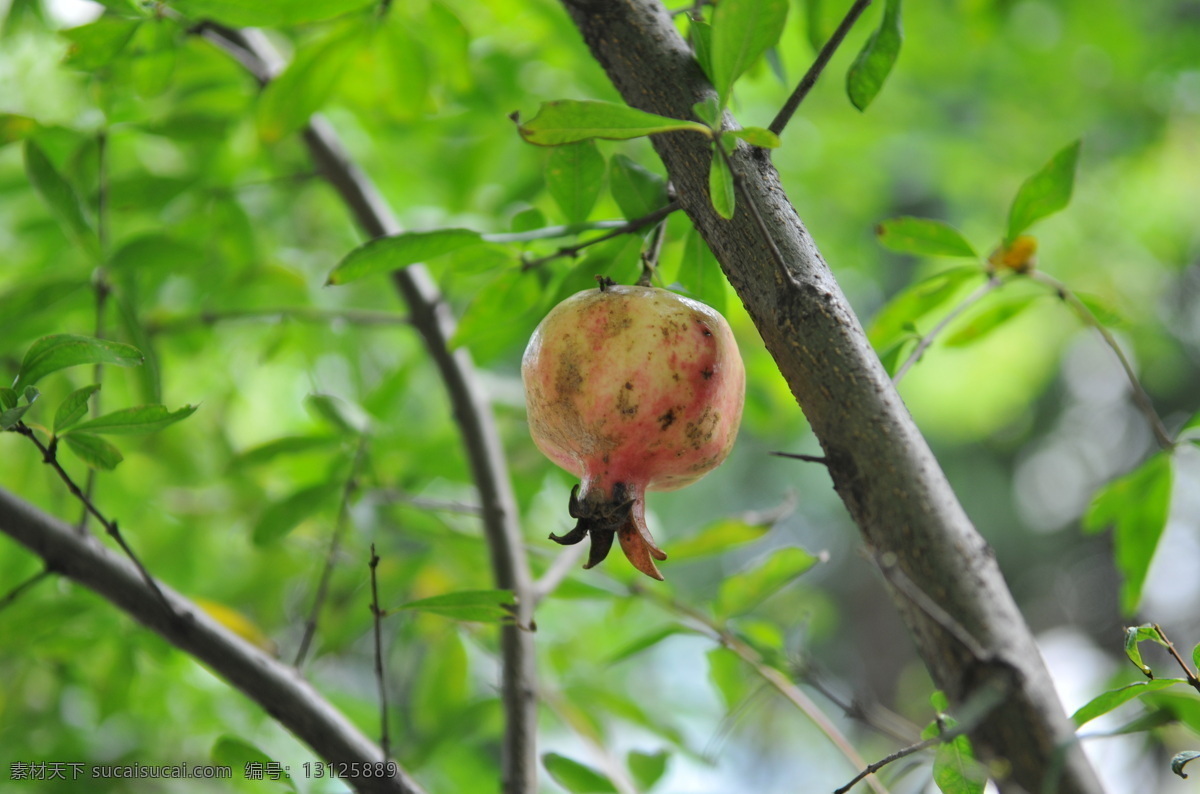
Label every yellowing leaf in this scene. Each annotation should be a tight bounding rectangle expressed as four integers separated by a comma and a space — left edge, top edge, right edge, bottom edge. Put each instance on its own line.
195, 598, 277, 654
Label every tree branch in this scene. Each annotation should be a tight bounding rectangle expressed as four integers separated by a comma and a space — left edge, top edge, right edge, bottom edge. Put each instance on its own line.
557, 3, 1102, 792
0, 487, 426, 794
194, 25, 538, 793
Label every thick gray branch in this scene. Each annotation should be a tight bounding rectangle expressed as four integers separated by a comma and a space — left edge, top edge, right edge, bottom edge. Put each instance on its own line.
193, 26, 538, 794
0, 487, 425, 794
558, 2, 1102, 792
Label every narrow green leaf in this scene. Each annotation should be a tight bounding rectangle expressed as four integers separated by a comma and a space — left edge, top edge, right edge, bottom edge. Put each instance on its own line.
252, 482, 339, 546
0, 388, 17, 410
305, 393, 370, 435
395, 589, 517, 623
60, 17, 140, 71
21, 386, 37, 405
933, 734, 986, 794
943, 295, 1039, 347
1071, 679, 1185, 727
257, 21, 368, 143
1083, 453, 1173, 615
608, 154, 668, 222
53, 384, 101, 434
233, 435, 341, 469
710, 0, 789, 105
545, 141, 605, 225
518, 100, 710, 147
729, 127, 781, 148
169, 0, 376, 26
1192, 642, 1200, 675
114, 294, 161, 405
606, 626, 692, 666
677, 227, 727, 315
876, 216, 977, 258
1121, 624, 1169, 676
709, 151, 735, 220
1173, 751, 1200, 779
846, 0, 903, 111
1007, 140, 1082, 241
328, 228, 484, 285
805, 0, 825, 52
23, 141, 100, 260
66, 404, 196, 436
0, 403, 33, 431
62, 433, 124, 470
667, 517, 770, 561
0, 113, 37, 148
707, 646, 746, 709
627, 750, 669, 792
690, 19, 715, 84
692, 96, 720, 128
13, 334, 143, 391
542, 753, 618, 794
716, 546, 823, 617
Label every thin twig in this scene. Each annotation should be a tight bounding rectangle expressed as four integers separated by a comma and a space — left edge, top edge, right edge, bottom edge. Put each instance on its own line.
80, 131, 111, 534
14, 424, 177, 619
295, 439, 367, 668
369, 544, 391, 760
633, 583, 891, 794
713, 139, 790, 278
531, 544, 588, 606
769, 0, 874, 136
147, 307, 412, 335
872, 551, 988, 663
1030, 271, 1174, 451
792, 659, 920, 744
375, 489, 483, 516
771, 451, 828, 465
482, 219, 634, 244
520, 201, 680, 271
1153, 623, 1200, 695
0, 568, 52, 612
637, 217, 668, 286
891, 275, 1001, 384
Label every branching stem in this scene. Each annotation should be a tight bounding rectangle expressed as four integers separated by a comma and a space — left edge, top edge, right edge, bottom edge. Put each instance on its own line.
891, 274, 1001, 384
520, 202, 680, 271
1153, 623, 1200, 695
0, 568, 52, 612
369, 544, 391, 759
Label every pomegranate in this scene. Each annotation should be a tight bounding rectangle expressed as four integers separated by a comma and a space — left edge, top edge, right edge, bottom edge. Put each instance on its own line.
522, 279, 745, 580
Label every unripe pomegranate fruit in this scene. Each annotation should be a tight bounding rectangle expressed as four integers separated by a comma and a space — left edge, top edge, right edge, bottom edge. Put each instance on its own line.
522, 279, 745, 580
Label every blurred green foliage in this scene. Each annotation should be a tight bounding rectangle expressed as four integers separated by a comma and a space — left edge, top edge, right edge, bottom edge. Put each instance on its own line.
1, 0, 1199, 792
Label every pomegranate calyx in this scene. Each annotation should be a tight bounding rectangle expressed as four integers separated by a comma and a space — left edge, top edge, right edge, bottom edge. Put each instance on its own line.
548, 483, 667, 581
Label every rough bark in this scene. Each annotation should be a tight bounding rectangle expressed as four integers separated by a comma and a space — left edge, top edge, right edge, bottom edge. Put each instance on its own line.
558, 2, 1103, 792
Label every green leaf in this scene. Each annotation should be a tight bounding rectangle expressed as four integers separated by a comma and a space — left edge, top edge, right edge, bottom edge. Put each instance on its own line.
709, 150, 735, 220
211, 736, 297, 792
1071, 679, 1185, 727
328, 228, 484, 285
450, 269, 542, 364
846, 0, 903, 111
395, 589, 516, 623
60, 17, 140, 71
517, 100, 710, 146
608, 155, 668, 222
606, 626, 694, 666
542, 753, 617, 794
716, 546, 823, 617
13, 335, 144, 392
23, 140, 100, 260
728, 127, 781, 148
707, 646, 746, 709
1173, 751, 1200, 780
943, 295, 1039, 347
878, 333, 919, 377
168, 0, 376, 27
805, 0, 825, 52
1007, 140, 1082, 241
1083, 453, 1173, 616
62, 433, 124, 471
545, 141, 605, 225
710, 0, 789, 105
66, 404, 196, 436
1193, 642, 1200, 675
668, 517, 769, 561
676, 227, 727, 315
867, 266, 985, 350
690, 19, 715, 84
1122, 624, 1169, 676
0, 403, 33, 431
305, 393, 370, 435
256, 21, 368, 143
875, 217, 977, 258
0, 113, 37, 148
627, 749, 669, 791
692, 96, 720, 128
252, 482, 340, 546
0, 388, 17, 410
233, 435, 342, 468
933, 734, 986, 794
53, 384, 101, 434
114, 294, 161, 405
